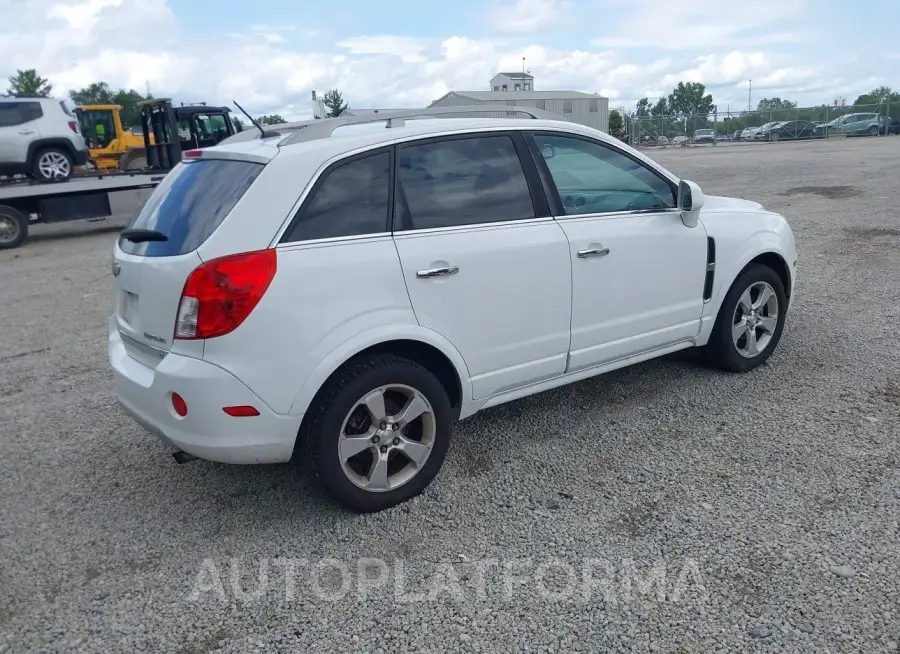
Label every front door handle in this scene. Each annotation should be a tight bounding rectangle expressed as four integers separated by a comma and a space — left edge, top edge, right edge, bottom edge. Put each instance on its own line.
416, 265, 459, 279
577, 247, 610, 258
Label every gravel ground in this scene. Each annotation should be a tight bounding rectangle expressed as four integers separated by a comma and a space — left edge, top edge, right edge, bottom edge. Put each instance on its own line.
1, 137, 898, 653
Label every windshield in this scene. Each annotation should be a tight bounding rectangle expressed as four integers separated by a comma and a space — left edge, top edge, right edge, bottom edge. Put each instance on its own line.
119, 158, 264, 257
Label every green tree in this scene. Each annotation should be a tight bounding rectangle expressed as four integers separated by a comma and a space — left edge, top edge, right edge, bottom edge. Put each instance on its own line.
255, 114, 286, 125
756, 97, 797, 112
666, 82, 714, 118
7, 69, 52, 97
608, 110, 624, 137
650, 97, 668, 117
323, 88, 349, 118
854, 86, 900, 106
635, 97, 650, 118
69, 82, 150, 129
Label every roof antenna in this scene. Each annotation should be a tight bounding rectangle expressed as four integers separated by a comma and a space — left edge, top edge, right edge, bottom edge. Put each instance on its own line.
232, 100, 280, 139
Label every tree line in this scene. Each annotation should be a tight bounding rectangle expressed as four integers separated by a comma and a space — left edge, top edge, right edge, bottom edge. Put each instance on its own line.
4, 68, 350, 129
607, 81, 900, 138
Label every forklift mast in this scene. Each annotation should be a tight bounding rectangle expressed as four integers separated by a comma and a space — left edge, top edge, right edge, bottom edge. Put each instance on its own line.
137, 98, 240, 171
138, 99, 182, 171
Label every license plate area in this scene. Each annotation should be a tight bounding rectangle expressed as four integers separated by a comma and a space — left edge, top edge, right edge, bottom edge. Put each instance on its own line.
119, 290, 138, 327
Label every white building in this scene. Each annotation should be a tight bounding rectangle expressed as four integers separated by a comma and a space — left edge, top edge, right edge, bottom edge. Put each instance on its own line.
489, 72, 534, 92
428, 72, 610, 133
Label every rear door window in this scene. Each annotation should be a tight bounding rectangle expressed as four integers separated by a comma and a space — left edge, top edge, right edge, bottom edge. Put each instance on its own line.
119, 158, 263, 257
281, 150, 391, 243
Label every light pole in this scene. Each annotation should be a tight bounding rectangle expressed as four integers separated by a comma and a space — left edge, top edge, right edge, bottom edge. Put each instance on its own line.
748, 79, 752, 113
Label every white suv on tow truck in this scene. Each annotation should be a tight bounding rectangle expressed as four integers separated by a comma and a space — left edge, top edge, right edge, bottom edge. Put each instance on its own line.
108, 107, 798, 513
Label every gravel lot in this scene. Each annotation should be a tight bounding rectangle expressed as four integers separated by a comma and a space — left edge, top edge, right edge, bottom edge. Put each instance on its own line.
1, 137, 898, 653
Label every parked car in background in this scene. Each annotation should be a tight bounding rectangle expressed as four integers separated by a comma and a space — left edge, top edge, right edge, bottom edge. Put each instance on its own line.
693, 128, 715, 144
743, 123, 778, 140
814, 113, 886, 137
672, 135, 689, 145
0, 96, 89, 180
107, 107, 798, 512
756, 120, 818, 141
840, 113, 890, 136
732, 129, 744, 140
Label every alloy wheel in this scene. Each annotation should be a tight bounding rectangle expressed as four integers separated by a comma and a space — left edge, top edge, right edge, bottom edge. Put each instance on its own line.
732, 281, 779, 358
38, 152, 71, 179
338, 384, 436, 492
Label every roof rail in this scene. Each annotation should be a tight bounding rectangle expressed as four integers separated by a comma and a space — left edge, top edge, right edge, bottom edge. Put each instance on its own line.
218, 118, 321, 145
279, 105, 564, 147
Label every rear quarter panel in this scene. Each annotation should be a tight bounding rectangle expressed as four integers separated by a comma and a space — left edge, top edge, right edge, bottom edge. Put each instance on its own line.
200, 236, 422, 415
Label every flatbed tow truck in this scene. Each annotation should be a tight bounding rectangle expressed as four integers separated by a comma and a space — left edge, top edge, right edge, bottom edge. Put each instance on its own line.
0, 98, 242, 250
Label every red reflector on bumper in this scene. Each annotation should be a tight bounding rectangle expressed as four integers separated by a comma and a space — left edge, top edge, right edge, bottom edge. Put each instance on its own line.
223, 405, 259, 417
172, 393, 188, 417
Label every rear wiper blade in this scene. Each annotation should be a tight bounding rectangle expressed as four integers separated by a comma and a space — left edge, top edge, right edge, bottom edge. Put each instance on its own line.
120, 228, 168, 243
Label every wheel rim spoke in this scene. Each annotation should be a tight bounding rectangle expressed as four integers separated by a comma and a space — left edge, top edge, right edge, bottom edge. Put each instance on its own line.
397, 436, 430, 467
393, 393, 429, 426
366, 453, 390, 491
758, 315, 778, 334
754, 285, 774, 310
732, 318, 748, 343
362, 390, 387, 423
339, 428, 376, 460
746, 328, 759, 356
737, 289, 753, 314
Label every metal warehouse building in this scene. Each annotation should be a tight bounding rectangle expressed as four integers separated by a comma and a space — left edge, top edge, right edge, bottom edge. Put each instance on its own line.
428, 72, 610, 133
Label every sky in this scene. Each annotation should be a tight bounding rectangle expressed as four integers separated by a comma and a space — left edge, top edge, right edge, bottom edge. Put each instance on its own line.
1, 0, 898, 120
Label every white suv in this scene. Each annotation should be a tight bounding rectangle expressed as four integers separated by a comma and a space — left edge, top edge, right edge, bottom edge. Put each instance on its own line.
0, 96, 89, 180
108, 107, 798, 513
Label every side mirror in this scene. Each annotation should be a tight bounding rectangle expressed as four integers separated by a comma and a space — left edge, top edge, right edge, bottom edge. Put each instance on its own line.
678, 180, 704, 228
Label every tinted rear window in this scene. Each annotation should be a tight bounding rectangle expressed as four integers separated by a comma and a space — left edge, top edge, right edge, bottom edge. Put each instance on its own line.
119, 158, 263, 257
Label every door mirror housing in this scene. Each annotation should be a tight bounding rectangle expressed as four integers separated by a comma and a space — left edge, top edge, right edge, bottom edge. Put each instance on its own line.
678, 179, 704, 228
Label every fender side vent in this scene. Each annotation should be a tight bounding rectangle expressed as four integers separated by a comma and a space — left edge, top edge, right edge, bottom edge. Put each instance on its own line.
703, 237, 716, 302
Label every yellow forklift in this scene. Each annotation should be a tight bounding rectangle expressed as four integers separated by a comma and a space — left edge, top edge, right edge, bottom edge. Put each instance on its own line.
74, 99, 242, 172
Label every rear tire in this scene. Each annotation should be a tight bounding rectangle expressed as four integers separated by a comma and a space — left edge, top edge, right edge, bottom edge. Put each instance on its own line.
302, 354, 453, 513
0, 205, 28, 250
31, 148, 73, 180
701, 263, 788, 372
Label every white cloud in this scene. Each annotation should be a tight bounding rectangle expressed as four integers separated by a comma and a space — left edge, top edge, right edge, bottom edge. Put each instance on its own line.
593, 0, 813, 50
484, 0, 573, 34
0, 0, 891, 120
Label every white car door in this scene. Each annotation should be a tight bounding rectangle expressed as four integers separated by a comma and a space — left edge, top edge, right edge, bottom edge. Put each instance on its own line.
0, 102, 38, 166
526, 131, 708, 372
392, 133, 572, 401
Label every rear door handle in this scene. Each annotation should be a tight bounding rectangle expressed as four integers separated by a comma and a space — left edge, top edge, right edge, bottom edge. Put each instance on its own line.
577, 247, 610, 258
416, 266, 459, 279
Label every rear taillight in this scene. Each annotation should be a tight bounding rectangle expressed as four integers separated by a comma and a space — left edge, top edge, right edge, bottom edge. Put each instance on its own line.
174, 249, 277, 340
68, 121, 78, 133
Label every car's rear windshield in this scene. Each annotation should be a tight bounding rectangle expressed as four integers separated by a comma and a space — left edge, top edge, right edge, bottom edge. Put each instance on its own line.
119, 158, 264, 257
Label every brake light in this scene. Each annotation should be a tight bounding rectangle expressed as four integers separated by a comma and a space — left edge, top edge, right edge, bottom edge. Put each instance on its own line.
183, 150, 202, 158
174, 249, 277, 340
68, 121, 78, 133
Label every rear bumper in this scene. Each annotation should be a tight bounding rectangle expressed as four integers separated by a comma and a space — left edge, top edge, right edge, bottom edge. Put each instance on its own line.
108, 316, 301, 464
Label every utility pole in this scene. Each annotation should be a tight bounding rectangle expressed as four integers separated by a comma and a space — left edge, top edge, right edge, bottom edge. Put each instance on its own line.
748, 79, 752, 113
522, 57, 525, 74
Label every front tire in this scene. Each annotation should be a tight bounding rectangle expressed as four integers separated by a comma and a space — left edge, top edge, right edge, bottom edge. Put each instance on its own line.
303, 354, 453, 513
702, 263, 788, 372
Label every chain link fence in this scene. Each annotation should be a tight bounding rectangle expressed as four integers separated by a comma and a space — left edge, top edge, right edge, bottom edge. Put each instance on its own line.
622, 102, 900, 148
